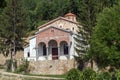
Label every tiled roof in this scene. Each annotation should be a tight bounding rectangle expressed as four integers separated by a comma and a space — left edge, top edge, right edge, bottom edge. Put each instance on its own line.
64, 13, 76, 17
36, 26, 73, 35
38, 16, 78, 29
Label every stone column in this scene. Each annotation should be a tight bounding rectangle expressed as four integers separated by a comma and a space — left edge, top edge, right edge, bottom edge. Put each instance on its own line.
36, 48, 38, 61
68, 46, 70, 59
58, 47, 60, 59
46, 47, 49, 60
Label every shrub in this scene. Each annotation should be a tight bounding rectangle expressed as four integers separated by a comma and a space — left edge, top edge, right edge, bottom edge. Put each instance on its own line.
116, 70, 120, 80
97, 72, 111, 80
65, 68, 81, 80
81, 68, 97, 80
15, 59, 29, 73
5, 59, 17, 72
0, 64, 4, 69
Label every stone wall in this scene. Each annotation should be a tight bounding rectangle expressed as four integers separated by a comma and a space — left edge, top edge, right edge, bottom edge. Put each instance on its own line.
0, 51, 24, 65
29, 59, 76, 75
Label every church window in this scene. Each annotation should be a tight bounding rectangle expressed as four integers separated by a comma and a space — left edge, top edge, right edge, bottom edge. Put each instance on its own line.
27, 52, 30, 57
43, 45, 46, 56
72, 27, 74, 30
60, 26, 62, 28
63, 44, 68, 55
59, 23, 63, 28
66, 28, 69, 30
51, 29, 54, 32
68, 16, 70, 19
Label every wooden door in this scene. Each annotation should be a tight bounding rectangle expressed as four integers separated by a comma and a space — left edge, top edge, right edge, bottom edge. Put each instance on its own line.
52, 48, 58, 60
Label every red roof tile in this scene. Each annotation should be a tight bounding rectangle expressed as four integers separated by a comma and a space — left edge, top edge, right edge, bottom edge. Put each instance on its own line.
64, 13, 76, 17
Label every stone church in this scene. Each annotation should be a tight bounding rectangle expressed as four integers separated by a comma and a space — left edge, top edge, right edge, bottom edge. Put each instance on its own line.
24, 13, 80, 74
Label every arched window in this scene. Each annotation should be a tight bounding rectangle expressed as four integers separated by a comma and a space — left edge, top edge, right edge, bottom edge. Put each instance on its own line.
60, 26, 62, 28
48, 40, 58, 60
72, 27, 74, 30
59, 24, 63, 28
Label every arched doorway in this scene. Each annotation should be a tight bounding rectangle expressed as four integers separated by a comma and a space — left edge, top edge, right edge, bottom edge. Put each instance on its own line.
60, 41, 68, 55
38, 42, 46, 56
48, 40, 58, 60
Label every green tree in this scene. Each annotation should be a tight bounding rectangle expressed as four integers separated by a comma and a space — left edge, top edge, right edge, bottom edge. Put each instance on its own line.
35, 0, 81, 20
35, 0, 70, 28
35, 0, 55, 20
0, 0, 6, 14
23, 0, 37, 30
74, 0, 119, 69
97, 0, 119, 12
67, 0, 80, 15
23, 0, 36, 11
0, 0, 31, 71
89, 2, 120, 69
51, 0, 69, 17
0, 0, 6, 8
74, 0, 100, 69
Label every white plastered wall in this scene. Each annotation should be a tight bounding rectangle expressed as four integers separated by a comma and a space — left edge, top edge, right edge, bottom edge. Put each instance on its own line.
24, 46, 30, 59
69, 34, 76, 59
28, 36, 37, 61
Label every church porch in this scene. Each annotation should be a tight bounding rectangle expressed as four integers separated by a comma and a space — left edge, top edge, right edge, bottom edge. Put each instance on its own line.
37, 39, 70, 61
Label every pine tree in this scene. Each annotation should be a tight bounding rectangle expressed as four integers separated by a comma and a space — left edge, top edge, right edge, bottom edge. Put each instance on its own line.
23, 0, 37, 30
0, 0, 6, 14
74, 0, 119, 69
0, 0, 31, 71
74, 25, 89, 70
23, 0, 36, 11
74, 0, 99, 69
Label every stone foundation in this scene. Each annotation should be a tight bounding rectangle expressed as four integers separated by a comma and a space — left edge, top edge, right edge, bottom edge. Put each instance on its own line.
29, 59, 76, 75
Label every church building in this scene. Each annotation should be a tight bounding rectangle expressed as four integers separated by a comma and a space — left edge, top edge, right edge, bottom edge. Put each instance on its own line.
24, 13, 79, 61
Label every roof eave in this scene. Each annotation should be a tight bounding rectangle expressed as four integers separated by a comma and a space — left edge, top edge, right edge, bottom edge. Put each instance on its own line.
37, 17, 78, 29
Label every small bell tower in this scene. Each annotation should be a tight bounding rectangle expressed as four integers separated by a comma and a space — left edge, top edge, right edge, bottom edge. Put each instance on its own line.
64, 13, 77, 22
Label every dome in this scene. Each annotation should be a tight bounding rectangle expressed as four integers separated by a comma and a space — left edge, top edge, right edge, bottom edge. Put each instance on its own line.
64, 13, 76, 17
64, 13, 77, 22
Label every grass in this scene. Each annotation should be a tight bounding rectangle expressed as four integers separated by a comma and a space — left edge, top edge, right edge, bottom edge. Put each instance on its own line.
23, 74, 66, 80
0, 72, 64, 80
13, 72, 65, 80
23, 77, 48, 80
25, 73, 66, 78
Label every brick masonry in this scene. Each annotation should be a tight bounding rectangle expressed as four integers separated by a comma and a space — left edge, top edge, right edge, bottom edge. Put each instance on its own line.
36, 27, 70, 47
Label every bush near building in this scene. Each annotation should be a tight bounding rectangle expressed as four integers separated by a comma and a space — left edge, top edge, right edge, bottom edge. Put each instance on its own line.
65, 68, 120, 80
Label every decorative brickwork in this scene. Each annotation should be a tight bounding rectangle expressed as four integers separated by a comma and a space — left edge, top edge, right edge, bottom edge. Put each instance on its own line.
36, 27, 70, 47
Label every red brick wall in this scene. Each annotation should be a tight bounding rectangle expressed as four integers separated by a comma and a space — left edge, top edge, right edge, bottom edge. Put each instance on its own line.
36, 27, 70, 47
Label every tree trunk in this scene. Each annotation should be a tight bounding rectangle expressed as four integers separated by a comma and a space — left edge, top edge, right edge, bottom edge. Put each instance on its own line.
9, 44, 14, 72
90, 59, 93, 69
10, 43, 16, 72
11, 0, 16, 72
11, 51, 15, 72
